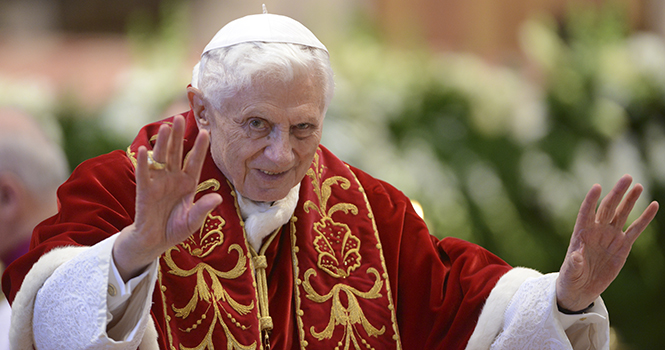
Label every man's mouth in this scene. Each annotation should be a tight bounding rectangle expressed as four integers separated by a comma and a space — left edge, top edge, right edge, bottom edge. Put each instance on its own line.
260, 169, 283, 176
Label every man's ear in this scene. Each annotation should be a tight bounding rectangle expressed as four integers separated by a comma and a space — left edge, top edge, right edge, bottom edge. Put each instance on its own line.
0, 173, 22, 219
187, 86, 210, 130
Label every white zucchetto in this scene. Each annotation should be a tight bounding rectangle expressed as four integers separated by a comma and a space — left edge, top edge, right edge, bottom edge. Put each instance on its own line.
191, 12, 327, 88
202, 13, 327, 56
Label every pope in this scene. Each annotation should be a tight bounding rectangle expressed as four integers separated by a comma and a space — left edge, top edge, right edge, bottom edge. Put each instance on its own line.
2, 10, 659, 350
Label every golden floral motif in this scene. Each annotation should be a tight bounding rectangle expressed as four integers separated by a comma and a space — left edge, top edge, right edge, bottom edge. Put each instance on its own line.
304, 153, 360, 278
164, 244, 256, 350
313, 218, 360, 278
181, 213, 224, 258
160, 178, 256, 350
180, 180, 224, 258
303, 267, 386, 350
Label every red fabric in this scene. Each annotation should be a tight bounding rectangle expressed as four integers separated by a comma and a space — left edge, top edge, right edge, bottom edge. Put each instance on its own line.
2, 111, 512, 349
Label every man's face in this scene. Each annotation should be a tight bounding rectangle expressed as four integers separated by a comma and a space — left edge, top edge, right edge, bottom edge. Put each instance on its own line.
199, 73, 326, 202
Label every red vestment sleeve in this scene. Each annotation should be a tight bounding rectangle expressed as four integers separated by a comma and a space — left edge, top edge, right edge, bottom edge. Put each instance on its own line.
351, 166, 512, 349
2, 150, 136, 303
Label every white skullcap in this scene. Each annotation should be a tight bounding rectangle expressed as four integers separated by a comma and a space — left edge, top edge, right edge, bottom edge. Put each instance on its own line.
201, 13, 327, 56
191, 12, 327, 88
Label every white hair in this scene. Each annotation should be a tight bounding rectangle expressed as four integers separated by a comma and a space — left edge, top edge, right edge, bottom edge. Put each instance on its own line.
0, 111, 69, 201
192, 42, 334, 112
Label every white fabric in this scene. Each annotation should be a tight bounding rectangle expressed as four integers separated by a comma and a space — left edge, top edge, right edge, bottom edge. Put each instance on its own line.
466, 267, 543, 349
466, 269, 609, 350
492, 273, 608, 349
0, 297, 10, 350
9, 235, 160, 350
202, 13, 327, 56
106, 256, 158, 343
236, 184, 300, 251
9, 245, 88, 350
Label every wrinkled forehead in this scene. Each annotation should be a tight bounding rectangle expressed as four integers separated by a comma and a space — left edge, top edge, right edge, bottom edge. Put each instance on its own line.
221, 71, 328, 114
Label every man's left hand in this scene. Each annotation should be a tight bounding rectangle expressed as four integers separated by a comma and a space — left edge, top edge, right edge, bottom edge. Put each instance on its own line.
556, 174, 659, 312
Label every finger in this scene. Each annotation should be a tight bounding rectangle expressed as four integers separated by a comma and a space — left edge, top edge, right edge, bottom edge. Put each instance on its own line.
576, 184, 603, 229
183, 129, 210, 179
624, 201, 659, 245
151, 124, 172, 163
135, 146, 150, 190
596, 175, 632, 224
166, 115, 186, 171
187, 193, 223, 233
611, 183, 643, 229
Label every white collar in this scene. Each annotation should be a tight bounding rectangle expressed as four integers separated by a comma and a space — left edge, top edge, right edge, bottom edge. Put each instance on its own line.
235, 184, 300, 251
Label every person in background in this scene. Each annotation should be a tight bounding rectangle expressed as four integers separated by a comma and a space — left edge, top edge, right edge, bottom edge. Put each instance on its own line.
0, 107, 69, 349
2, 11, 659, 350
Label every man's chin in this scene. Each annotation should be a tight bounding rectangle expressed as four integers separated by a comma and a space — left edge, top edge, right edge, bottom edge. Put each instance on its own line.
241, 187, 291, 203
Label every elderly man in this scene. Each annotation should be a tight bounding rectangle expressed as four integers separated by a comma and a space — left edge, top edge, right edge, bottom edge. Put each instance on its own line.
2, 12, 659, 350
0, 107, 69, 349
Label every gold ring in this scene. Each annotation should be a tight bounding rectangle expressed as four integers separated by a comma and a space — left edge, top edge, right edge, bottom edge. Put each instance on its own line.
148, 160, 165, 170
147, 151, 165, 170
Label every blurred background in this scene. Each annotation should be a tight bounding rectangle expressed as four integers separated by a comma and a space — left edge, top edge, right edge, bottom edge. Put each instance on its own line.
1, 0, 664, 348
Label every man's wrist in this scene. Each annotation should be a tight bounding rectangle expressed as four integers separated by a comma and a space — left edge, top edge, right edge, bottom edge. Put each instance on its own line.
557, 302, 595, 315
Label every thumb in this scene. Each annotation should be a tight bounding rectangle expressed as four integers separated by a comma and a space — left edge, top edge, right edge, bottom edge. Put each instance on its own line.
570, 250, 584, 273
563, 248, 585, 283
187, 193, 223, 232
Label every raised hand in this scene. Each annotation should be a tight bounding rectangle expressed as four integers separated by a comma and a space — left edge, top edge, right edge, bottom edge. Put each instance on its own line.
556, 175, 659, 312
113, 115, 222, 281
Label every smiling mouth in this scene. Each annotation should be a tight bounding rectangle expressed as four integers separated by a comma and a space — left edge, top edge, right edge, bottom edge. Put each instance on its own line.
260, 169, 284, 176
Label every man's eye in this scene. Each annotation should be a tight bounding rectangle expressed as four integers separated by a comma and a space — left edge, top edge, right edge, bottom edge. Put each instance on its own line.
292, 123, 315, 138
295, 123, 311, 130
249, 119, 267, 129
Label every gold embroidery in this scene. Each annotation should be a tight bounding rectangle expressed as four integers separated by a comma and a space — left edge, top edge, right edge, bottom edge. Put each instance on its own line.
181, 213, 224, 258
289, 217, 309, 348
162, 179, 256, 350
179, 180, 224, 258
345, 165, 403, 347
197, 179, 221, 193
164, 244, 256, 350
302, 267, 385, 350
294, 152, 393, 349
126, 146, 137, 168
304, 153, 360, 278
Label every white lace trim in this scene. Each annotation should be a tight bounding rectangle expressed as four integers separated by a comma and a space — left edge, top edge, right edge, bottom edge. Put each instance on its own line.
466, 267, 542, 350
491, 274, 567, 349
490, 273, 609, 350
10, 245, 87, 350
11, 235, 159, 350
34, 246, 115, 349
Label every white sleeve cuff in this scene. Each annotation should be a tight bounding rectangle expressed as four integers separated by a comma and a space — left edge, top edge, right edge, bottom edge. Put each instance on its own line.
107, 251, 158, 341
555, 294, 609, 349
490, 273, 609, 349
465, 269, 610, 350
30, 234, 157, 349
107, 255, 156, 314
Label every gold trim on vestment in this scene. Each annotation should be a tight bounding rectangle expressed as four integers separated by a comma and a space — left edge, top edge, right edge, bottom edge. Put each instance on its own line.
157, 178, 258, 350
291, 152, 402, 349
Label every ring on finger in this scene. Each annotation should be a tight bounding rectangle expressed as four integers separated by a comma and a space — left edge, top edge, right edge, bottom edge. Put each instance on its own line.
147, 151, 166, 170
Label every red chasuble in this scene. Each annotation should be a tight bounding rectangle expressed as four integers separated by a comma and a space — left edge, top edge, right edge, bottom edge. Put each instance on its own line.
2, 111, 512, 350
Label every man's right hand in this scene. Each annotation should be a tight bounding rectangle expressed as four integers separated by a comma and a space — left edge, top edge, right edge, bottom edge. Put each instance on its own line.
113, 115, 222, 281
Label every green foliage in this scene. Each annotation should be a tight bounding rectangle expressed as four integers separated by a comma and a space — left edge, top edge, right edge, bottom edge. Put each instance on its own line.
57, 0, 191, 169
324, 4, 665, 349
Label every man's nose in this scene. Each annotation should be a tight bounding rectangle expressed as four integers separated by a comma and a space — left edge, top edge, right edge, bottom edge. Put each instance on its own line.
264, 129, 295, 165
